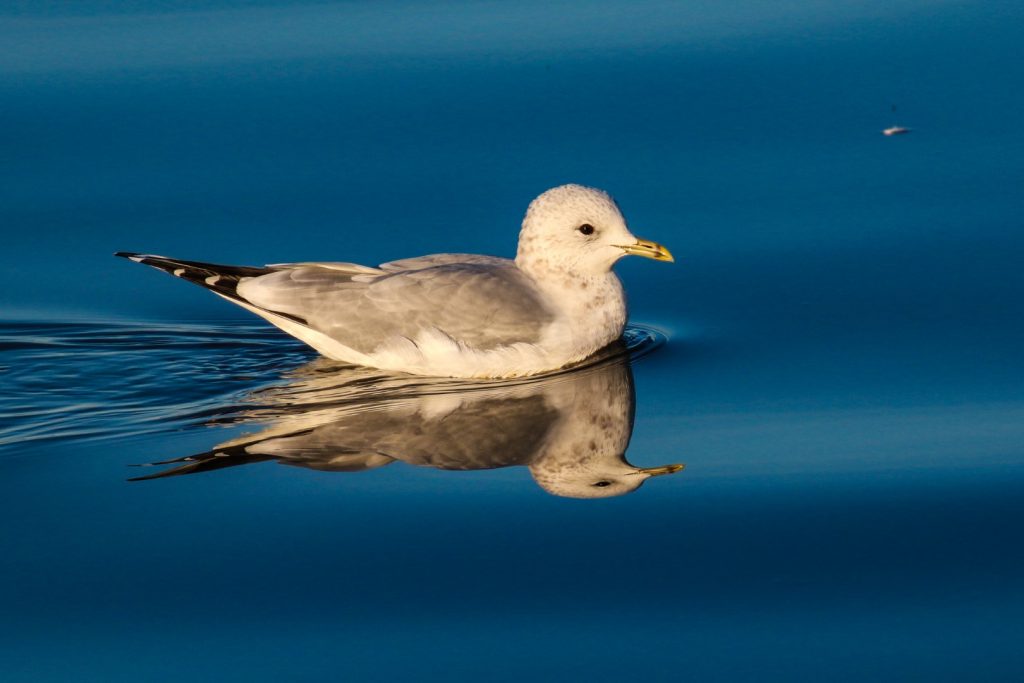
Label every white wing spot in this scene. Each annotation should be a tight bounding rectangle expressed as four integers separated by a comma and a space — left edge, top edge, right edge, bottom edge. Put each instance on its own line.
173, 268, 185, 277
205, 275, 221, 285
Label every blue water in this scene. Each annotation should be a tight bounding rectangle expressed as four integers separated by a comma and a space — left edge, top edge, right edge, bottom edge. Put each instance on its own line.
3, 1, 1024, 680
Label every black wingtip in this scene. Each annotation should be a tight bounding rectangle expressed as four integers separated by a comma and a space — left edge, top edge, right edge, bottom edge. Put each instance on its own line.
114, 251, 139, 259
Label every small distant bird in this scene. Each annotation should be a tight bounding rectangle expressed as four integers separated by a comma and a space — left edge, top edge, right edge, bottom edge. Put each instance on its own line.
882, 126, 911, 136
882, 103, 912, 135
117, 185, 674, 378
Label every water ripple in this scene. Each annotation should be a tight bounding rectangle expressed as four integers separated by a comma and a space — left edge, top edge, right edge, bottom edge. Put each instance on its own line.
0, 321, 666, 453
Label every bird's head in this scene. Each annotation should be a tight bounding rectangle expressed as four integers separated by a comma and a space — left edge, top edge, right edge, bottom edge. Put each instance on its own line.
530, 458, 684, 499
516, 184, 673, 278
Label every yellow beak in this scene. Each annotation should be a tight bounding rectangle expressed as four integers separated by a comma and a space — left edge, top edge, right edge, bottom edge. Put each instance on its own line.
638, 464, 685, 477
618, 238, 674, 262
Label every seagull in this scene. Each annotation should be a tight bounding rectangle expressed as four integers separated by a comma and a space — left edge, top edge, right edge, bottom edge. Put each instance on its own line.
117, 184, 673, 378
882, 126, 911, 136
130, 352, 684, 499
882, 103, 912, 136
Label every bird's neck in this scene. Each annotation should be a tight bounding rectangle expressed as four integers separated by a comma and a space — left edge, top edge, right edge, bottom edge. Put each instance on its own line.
518, 257, 620, 304
519, 258, 628, 355
516, 251, 611, 287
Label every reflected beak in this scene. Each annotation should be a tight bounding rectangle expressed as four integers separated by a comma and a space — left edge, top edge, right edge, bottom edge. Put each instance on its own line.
618, 238, 675, 262
638, 464, 685, 477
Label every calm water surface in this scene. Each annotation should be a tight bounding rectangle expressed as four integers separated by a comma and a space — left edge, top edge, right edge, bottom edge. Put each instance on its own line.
2, 1, 1024, 681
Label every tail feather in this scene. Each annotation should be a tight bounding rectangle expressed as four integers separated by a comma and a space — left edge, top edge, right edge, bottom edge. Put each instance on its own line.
128, 442, 274, 481
115, 251, 354, 358
114, 252, 271, 300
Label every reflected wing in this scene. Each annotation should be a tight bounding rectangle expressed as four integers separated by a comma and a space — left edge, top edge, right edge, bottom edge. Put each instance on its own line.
299, 394, 559, 470
132, 391, 560, 479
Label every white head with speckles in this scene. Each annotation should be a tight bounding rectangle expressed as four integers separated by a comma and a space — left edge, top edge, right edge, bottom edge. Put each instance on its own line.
515, 184, 673, 279
525, 359, 684, 499
529, 457, 684, 499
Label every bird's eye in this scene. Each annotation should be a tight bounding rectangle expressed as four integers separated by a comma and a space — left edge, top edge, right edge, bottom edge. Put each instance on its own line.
592, 480, 612, 488
578, 224, 595, 236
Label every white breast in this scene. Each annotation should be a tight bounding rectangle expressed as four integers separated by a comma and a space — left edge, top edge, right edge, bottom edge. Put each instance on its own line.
352, 274, 626, 379
536, 272, 627, 365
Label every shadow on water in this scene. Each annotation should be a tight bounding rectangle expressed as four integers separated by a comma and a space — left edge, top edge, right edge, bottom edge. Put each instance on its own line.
129, 326, 684, 498
132, 325, 684, 497
0, 321, 683, 498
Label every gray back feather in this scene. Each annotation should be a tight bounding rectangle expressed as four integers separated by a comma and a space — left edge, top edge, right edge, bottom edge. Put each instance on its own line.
236, 257, 555, 353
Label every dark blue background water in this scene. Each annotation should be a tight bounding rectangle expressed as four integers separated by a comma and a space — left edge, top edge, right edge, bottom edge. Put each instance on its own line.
2, 1, 1023, 680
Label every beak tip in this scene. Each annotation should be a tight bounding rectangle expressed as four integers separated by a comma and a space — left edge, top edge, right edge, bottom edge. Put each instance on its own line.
621, 239, 675, 263
640, 463, 686, 477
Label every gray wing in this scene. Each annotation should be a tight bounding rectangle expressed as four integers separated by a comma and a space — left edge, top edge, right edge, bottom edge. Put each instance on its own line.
235, 257, 555, 354
378, 253, 509, 272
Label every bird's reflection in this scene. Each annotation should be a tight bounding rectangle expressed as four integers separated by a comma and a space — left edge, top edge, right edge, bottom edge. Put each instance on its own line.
133, 339, 683, 498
